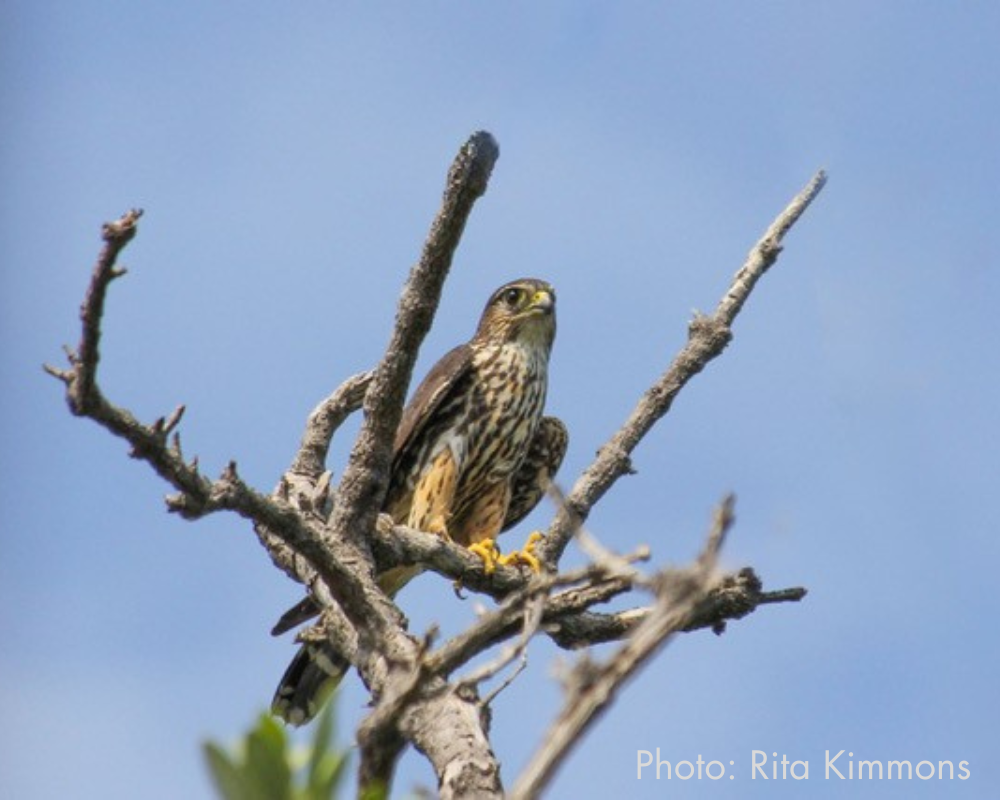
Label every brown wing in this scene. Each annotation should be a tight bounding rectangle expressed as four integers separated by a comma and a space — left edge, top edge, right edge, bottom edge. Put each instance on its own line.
272, 344, 473, 638
501, 416, 568, 532
392, 343, 473, 459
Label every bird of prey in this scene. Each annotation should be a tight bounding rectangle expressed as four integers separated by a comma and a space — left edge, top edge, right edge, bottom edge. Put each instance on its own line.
272, 277, 567, 725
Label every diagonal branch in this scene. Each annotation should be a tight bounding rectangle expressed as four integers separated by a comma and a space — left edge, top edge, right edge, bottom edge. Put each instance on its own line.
511, 496, 738, 800
538, 170, 827, 567
253, 371, 372, 598
298, 131, 504, 798
43, 212, 400, 638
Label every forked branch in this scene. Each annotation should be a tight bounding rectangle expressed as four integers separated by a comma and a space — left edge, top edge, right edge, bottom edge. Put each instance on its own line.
48, 136, 823, 799
511, 496, 737, 799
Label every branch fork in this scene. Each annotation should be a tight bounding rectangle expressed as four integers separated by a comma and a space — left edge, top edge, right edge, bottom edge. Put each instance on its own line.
48, 138, 823, 798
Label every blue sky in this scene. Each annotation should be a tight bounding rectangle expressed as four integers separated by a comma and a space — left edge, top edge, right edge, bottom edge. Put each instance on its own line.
3, 3, 998, 798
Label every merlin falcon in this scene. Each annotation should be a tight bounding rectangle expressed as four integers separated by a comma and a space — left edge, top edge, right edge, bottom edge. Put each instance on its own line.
272, 278, 567, 725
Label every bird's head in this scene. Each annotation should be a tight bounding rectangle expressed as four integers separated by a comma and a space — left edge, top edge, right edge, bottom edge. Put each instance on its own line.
474, 278, 556, 350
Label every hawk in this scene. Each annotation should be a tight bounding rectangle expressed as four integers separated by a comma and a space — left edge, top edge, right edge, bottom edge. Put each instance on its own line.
272, 278, 567, 724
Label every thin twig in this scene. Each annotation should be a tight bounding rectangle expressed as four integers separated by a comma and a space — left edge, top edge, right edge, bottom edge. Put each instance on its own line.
476, 593, 545, 707
511, 496, 737, 799
548, 483, 648, 586
457, 592, 546, 698
44, 209, 142, 407
427, 559, 647, 678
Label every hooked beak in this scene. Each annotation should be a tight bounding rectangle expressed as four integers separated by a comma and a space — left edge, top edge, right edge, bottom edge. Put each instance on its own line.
529, 289, 555, 314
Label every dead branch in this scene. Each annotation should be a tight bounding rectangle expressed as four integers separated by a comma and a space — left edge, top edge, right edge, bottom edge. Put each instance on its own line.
548, 568, 808, 648
290, 371, 373, 479
426, 563, 639, 679
48, 134, 822, 799
537, 170, 828, 568
45, 209, 141, 409
48, 134, 509, 799
327, 131, 500, 558
260, 130, 507, 799
510, 496, 737, 800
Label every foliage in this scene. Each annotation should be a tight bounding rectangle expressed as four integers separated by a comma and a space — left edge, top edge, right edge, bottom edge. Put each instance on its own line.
203, 701, 350, 800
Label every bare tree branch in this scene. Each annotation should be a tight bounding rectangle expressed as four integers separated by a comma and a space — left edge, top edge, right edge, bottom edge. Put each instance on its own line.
548, 568, 808, 648
473, 594, 544, 707
45, 209, 141, 408
370, 515, 804, 655
264, 130, 506, 798
252, 141, 505, 788
356, 629, 436, 792
538, 170, 828, 568
43, 208, 238, 519
44, 212, 404, 672
328, 131, 500, 556
426, 563, 640, 679
48, 134, 509, 799
511, 496, 738, 799
289, 371, 373, 480
252, 371, 372, 608
370, 516, 542, 597
49, 140, 822, 800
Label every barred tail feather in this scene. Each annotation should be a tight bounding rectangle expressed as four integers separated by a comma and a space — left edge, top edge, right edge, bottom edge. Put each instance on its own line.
271, 641, 349, 726
271, 569, 418, 725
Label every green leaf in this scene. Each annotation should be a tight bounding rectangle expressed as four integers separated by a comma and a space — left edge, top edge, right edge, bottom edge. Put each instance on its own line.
306, 752, 349, 800
244, 714, 293, 800
304, 700, 349, 799
202, 741, 251, 800
358, 779, 388, 800
308, 698, 335, 778
206, 702, 350, 800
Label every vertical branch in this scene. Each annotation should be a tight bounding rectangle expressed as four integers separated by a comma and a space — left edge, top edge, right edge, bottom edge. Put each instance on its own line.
47, 208, 143, 415
329, 132, 500, 548
319, 132, 504, 797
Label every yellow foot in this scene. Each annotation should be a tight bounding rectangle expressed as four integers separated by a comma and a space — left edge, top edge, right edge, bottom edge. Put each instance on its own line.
469, 539, 503, 575
498, 531, 545, 573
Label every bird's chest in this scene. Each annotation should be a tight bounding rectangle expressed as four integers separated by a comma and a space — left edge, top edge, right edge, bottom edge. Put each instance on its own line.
459, 343, 548, 483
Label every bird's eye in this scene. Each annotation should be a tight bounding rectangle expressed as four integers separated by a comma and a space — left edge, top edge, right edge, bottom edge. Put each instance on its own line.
503, 287, 522, 307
